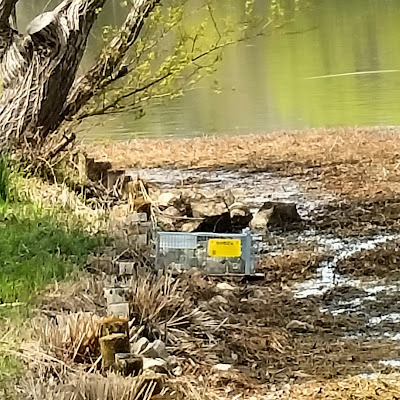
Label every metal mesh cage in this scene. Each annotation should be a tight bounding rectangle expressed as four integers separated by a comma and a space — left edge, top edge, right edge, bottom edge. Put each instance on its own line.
156, 231, 254, 275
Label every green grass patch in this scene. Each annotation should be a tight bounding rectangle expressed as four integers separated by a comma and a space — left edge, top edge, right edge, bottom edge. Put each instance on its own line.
0, 160, 104, 394
0, 155, 11, 202
0, 202, 101, 303
0, 200, 102, 396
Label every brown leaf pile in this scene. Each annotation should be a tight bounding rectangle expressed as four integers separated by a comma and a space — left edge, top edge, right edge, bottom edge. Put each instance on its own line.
337, 239, 400, 278
258, 248, 324, 283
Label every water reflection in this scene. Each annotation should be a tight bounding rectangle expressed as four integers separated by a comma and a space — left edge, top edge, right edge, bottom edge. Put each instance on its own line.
17, 0, 400, 140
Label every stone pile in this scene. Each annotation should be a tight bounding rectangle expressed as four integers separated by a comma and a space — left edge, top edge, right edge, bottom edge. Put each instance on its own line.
109, 208, 152, 249
154, 188, 302, 234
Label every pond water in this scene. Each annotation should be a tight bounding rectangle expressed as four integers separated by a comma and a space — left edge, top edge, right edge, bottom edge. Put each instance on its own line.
19, 0, 400, 140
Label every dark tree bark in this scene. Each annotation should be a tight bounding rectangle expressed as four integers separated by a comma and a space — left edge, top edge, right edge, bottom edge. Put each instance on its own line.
0, 0, 159, 163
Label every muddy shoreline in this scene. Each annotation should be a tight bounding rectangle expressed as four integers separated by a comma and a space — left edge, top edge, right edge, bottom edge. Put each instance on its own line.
66, 129, 400, 397
120, 162, 400, 384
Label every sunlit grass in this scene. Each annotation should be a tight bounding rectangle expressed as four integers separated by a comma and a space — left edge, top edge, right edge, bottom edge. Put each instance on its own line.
0, 202, 101, 304
0, 158, 104, 393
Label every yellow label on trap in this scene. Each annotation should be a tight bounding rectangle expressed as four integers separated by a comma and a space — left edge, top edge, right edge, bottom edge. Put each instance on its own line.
208, 239, 242, 258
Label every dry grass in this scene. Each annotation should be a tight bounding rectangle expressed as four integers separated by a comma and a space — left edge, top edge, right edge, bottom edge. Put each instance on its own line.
130, 273, 187, 324
337, 238, 400, 278
31, 312, 101, 364
129, 273, 221, 348
271, 374, 400, 400
84, 126, 400, 199
36, 271, 107, 314
170, 373, 400, 400
259, 248, 324, 284
15, 175, 107, 233
19, 270, 400, 400
20, 370, 164, 400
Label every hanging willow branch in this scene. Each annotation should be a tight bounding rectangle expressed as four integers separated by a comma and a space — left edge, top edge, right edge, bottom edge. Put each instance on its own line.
63, 0, 161, 120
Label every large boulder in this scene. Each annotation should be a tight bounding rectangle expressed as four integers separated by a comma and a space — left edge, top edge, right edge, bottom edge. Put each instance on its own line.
191, 199, 228, 219
156, 189, 253, 233
181, 221, 201, 232
267, 202, 302, 229
191, 199, 232, 233
157, 192, 179, 209
250, 202, 302, 232
250, 207, 274, 233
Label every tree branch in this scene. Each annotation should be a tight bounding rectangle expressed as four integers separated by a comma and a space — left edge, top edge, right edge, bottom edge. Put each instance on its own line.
0, 0, 18, 23
0, 0, 19, 62
0, 0, 108, 152
63, 0, 160, 120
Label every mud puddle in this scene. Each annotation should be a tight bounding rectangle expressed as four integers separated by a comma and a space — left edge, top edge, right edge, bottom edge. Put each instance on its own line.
295, 233, 400, 369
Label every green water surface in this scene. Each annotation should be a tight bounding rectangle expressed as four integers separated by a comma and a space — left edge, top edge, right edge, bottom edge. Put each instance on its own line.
19, 0, 400, 140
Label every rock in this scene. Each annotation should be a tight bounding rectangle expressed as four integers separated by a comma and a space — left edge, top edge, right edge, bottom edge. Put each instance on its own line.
213, 364, 232, 371
210, 295, 229, 305
104, 287, 129, 304
157, 215, 176, 231
138, 221, 151, 234
191, 199, 228, 219
128, 212, 148, 223
142, 357, 168, 373
173, 365, 183, 376
264, 202, 302, 230
229, 202, 251, 217
250, 208, 274, 233
163, 206, 181, 217
167, 355, 179, 369
107, 302, 130, 318
217, 282, 235, 291
229, 202, 252, 228
118, 261, 136, 275
181, 221, 201, 232
251, 202, 302, 232
158, 192, 178, 209
132, 337, 150, 355
253, 289, 264, 299
205, 260, 226, 274
217, 189, 235, 207
142, 340, 169, 360
286, 320, 314, 333
168, 262, 187, 273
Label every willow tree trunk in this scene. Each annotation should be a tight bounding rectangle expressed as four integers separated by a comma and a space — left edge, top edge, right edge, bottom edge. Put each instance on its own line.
0, 0, 159, 165
0, 0, 110, 162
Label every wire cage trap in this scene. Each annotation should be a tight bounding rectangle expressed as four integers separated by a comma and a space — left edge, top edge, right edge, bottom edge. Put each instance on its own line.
156, 231, 255, 275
